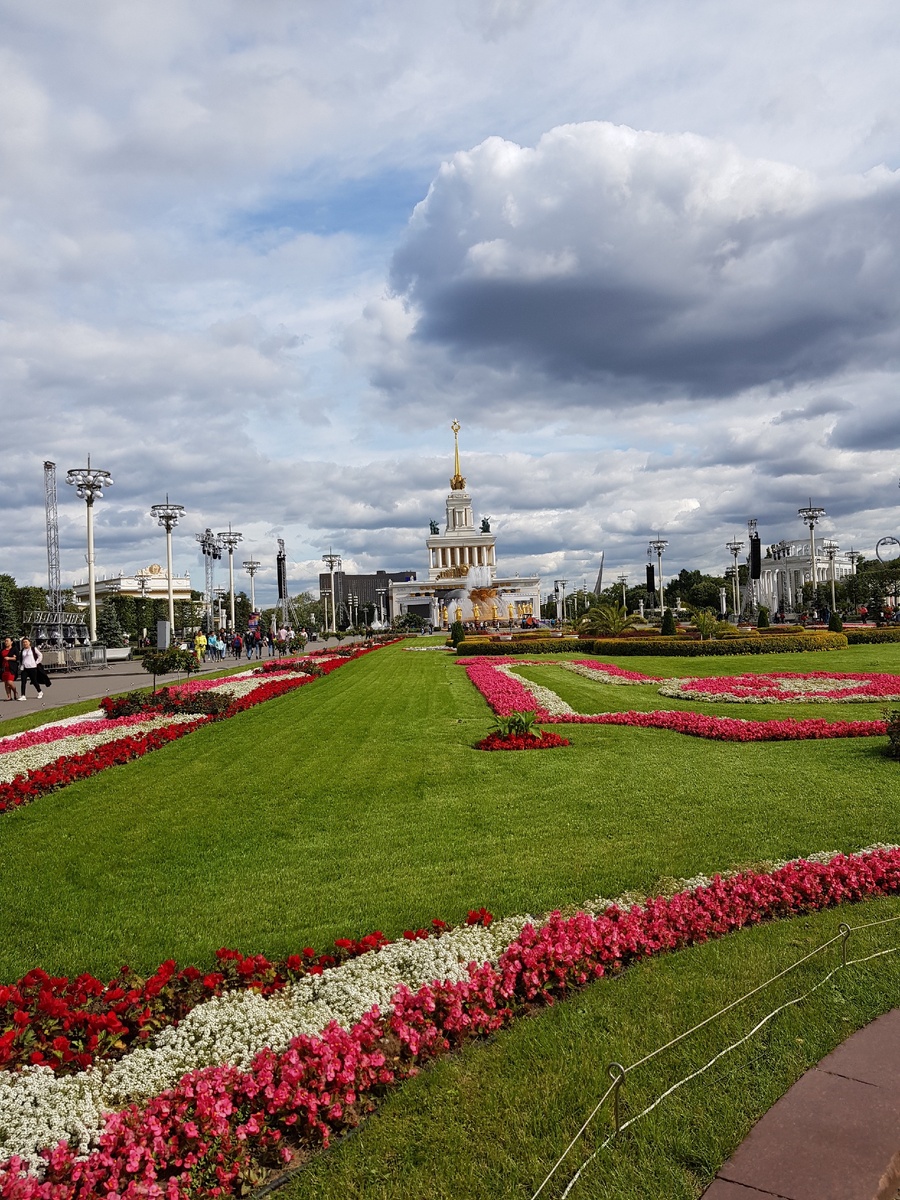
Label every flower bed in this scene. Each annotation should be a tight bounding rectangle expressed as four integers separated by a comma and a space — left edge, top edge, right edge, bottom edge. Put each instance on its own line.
0, 646, 389, 817
657, 671, 900, 704
4, 847, 900, 1196
475, 731, 570, 751
460, 659, 889, 742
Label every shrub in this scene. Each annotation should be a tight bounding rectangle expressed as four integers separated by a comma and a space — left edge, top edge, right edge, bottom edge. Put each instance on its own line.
457, 633, 849, 656
449, 620, 466, 647
578, 603, 640, 637
757, 606, 770, 629
661, 608, 677, 636
828, 611, 844, 633
845, 628, 900, 644
887, 711, 900, 759
691, 609, 718, 641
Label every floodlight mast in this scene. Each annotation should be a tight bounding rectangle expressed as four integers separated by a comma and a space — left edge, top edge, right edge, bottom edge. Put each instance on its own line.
196, 528, 223, 632
798, 501, 826, 606
647, 536, 668, 615
323, 550, 342, 632
66, 457, 113, 643
150, 496, 185, 634
823, 540, 839, 612
217, 525, 243, 630
242, 559, 260, 612
725, 538, 744, 618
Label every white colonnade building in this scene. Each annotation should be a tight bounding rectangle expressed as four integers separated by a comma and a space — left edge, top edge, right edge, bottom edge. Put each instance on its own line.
758, 538, 856, 612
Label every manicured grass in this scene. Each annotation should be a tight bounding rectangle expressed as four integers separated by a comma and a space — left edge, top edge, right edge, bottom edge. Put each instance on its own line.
1, 640, 899, 1197
0, 643, 897, 979
282, 896, 900, 1200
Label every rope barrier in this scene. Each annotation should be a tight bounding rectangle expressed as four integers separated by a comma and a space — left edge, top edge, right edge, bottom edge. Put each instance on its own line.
529, 912, 900, 1200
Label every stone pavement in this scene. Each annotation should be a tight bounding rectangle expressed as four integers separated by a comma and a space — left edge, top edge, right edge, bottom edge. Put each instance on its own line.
702, 1008, 900, 1200
0, 638, 361, 724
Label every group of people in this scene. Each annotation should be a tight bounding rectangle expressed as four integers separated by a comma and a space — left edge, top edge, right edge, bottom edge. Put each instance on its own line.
192, 626, 309, 664
1, 637, 54, 702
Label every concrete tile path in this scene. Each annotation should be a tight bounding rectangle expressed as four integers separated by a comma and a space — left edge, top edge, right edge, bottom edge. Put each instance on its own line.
702, 1008, 900, 1200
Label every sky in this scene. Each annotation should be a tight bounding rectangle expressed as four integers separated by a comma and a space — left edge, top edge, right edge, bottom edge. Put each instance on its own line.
2, 0, 899, 606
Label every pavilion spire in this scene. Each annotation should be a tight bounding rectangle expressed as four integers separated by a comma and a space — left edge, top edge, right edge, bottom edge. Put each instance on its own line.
450, 419, 466, 491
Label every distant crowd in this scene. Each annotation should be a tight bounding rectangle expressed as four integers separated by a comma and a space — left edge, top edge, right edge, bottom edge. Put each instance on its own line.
191, 626, 310, 663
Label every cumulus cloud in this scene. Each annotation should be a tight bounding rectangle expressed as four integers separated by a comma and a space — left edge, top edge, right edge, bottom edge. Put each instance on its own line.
380, 123, 900, 405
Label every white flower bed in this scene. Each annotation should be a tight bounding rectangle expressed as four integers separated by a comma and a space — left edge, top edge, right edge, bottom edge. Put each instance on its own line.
558, 662, 649, 686
0, 916, 529, 1170
0, 715, 200, 784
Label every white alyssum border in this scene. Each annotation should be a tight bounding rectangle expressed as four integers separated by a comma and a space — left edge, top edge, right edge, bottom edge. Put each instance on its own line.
0, 916, 529, 1170
3, 842, 898, 1173
557, 662, 650, 686
498, 664, 576, 716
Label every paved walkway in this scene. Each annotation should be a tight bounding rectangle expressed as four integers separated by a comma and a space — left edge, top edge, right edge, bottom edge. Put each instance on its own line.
702, 1008, 900, 1200
0, 639, 360, 724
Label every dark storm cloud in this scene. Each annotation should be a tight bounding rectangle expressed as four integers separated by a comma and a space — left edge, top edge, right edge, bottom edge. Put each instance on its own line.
828, 406, 900, 450
388, 124, 900, 401
773, 396, 855, 423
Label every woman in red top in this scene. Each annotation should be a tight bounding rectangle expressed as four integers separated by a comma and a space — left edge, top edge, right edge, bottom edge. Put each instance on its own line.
1, 638, 17, 701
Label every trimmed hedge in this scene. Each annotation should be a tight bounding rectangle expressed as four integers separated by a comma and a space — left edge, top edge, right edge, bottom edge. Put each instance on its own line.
845, 628, 900, 645
457, 632, 849, 656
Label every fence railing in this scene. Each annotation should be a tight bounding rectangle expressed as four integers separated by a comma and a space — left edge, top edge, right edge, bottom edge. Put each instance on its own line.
41, 646, 109, 672
530, 912, 900, 1199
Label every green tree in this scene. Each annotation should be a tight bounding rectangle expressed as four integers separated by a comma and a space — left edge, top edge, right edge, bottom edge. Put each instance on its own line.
96, 602, 127, 647
0, 575, 19, 638
661, 608, 677, 636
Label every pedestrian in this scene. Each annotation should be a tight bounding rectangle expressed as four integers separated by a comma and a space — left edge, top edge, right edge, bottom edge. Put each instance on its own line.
1, 638, 17, 701
18, 638, 51, 700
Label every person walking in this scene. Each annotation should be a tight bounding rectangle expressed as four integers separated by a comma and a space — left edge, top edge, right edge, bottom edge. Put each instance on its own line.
1, 638, 17, 701
18, 638, 51, 700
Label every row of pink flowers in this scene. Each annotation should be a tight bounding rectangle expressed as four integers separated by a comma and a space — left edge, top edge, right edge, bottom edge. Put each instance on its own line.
4, 847, 900, 1197
461, 658, 890, 741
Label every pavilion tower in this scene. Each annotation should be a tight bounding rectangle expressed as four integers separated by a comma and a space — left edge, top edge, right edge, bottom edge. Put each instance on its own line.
426, 420, 496, 582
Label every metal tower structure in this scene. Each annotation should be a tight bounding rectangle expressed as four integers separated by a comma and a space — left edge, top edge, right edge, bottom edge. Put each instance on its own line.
44, 461, 62, 617
276, 539, 301, 630
196, 529, 223, 631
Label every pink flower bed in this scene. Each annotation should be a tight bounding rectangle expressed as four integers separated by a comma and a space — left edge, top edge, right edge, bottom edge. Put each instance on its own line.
660, 671, 900, 703
461, 659, 889, 742
550, 709, 886, 741
4, 847, 900, 1198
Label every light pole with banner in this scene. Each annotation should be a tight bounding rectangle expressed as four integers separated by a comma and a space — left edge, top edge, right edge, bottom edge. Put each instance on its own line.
647, 536, 668, 615
726, 538, 744, 618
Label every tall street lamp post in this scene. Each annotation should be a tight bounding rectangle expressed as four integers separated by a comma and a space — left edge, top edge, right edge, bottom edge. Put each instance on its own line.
798, 501, 826, 609
823, 540, 839, 613
323, 550, 341, 631
726, 539, 744, 618
647, 536, 668, 615
242, 559, 260, 612
376, 586, 387, 626
554, 579, 568, 626
150, 497, 184, 636
66, 458, 113, 644
218, 526, 243, 631
617, 574, 627, 608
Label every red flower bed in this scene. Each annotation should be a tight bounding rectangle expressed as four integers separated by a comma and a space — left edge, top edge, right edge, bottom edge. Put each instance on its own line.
475, 731, 571, 751
4, 849, 900, 1198
0, 914, 495, 1076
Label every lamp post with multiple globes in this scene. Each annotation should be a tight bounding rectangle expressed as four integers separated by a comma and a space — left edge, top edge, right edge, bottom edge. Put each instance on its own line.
149, 497, 184, 636
65, 458, 113, 644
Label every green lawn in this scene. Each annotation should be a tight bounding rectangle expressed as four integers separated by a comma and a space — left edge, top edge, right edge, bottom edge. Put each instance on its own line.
1, 640, 898, 1198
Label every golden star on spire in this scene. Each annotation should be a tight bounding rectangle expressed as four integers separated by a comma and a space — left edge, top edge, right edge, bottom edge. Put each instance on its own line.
450, 419, 466, 490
